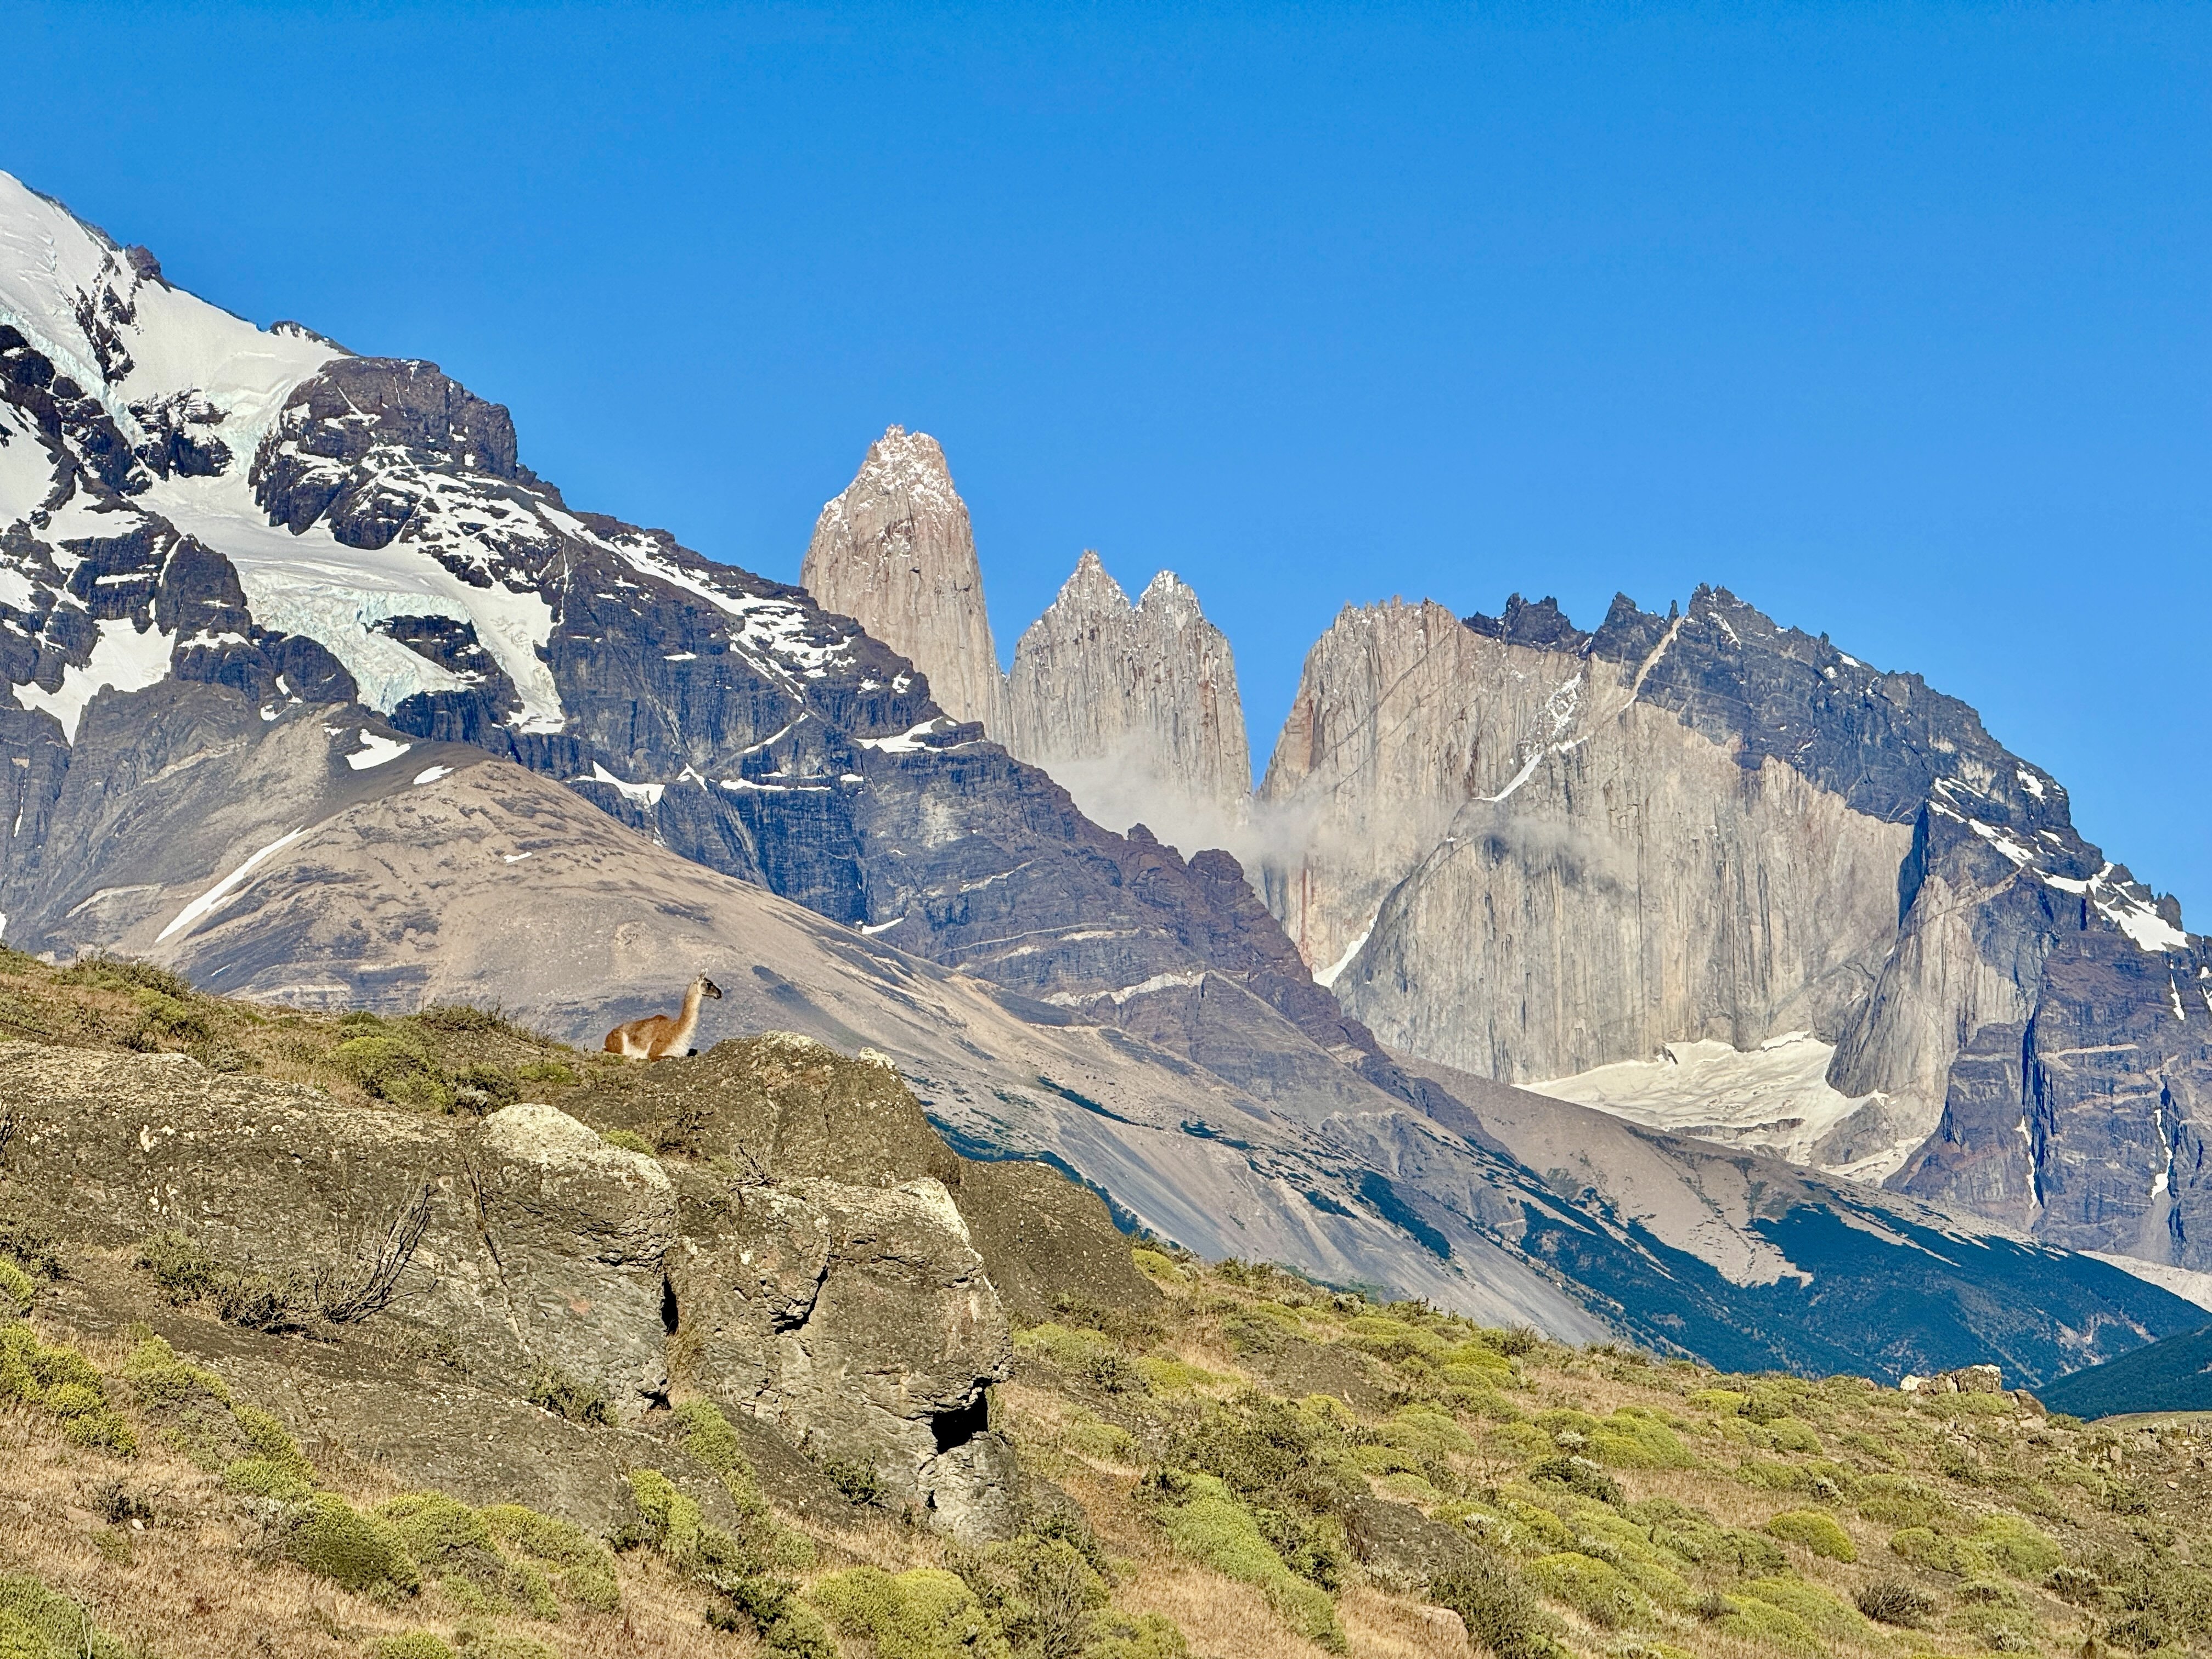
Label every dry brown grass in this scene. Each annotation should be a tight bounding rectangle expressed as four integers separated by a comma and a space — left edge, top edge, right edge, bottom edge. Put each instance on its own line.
0, 946, 601, 1114
0, 1407, 761, 1659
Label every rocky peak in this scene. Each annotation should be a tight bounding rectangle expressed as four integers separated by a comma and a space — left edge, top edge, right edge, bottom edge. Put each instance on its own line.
1462, 592, 1590, 652
1003, 550, 1250, 855
799, 425, 1008, 733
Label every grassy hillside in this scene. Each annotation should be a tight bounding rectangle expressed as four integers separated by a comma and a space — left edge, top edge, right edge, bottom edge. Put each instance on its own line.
7, 949, 2212, 1658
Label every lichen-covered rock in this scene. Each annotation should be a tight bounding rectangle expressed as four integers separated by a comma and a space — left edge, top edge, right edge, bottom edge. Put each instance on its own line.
671, 1169, 1014, 1535
470, 1102, 679, 1420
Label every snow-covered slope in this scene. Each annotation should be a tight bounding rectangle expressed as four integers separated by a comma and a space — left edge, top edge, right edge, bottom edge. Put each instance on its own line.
1530, 1031, 1906, 1183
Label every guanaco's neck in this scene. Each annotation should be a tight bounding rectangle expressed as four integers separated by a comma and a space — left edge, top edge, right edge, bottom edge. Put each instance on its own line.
670, 981, 704, 1045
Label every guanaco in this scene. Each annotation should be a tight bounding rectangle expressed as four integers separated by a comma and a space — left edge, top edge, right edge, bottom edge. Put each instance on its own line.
603, 975, 723, 1060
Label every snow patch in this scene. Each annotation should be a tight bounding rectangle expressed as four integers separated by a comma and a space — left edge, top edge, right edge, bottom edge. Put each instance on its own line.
410, 764, 453, 786
156, 828, 307, 941
1315, 910, 1378, 989
1531, 1032, 1905, 1180
144, 472, 564, 729
586, 762, 664, 806
15, 616, 173, 741
343, 731, 411, 770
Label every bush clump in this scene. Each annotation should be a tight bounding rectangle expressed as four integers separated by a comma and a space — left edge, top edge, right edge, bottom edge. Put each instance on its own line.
1528, 1455, 1623, 1506
1148, 1471, 1343, 1650
1971, 1513, 2064, 1580
810, 1566, 1005, 1659
0, 1573, 132, 1659
526, 1364, 614, 1426
0, 1323, 136, 1454
1857, 1578, 1937, 1627
1764, 1508, 1857, 1561
481, 1504, 622, 1614
331, 1031, 453, 1109
1524, 1552, 1646, 1630
278, 1491, 420, 1595
618, 1470, 827, 1657
1429, 1555, 1555, 1659
373, 1637, 456, 1659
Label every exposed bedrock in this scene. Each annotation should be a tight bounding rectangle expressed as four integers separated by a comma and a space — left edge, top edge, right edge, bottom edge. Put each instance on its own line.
0, 1031, 1156, 1537
1260, 599, 1910, 1085
1003, 549, 1251, 856
800, 425, 1008, 734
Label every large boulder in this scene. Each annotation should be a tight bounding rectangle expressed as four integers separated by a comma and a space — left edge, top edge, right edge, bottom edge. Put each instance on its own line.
671, 1167, 1015, 1538
470, 1102, 680, 1420
0, 1034, 1067, 1538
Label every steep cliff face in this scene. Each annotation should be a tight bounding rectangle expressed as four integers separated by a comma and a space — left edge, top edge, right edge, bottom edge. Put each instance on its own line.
1003, 550, 1250, 855
798, 425, 1008, 733
1261, 586, 2209, 1222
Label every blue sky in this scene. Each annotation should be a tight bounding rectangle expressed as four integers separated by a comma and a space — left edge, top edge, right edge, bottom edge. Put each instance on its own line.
9, 2, 2208, 912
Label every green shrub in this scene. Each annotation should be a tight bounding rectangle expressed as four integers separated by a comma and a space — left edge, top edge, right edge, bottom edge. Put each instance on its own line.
1758, 1416, 1824, 1454
1525, 1551, 1646, 1630
527, 1364, 613, 1426
1152, 1473, 1344, 1650
279, 1491, 420, 1594
1132, 1248, 1188, 1286
1586, 1408, 1696, 1469
673, 1397, 749, 1479
0, 1572, 131, 1659
223, 1457, 315, 1502
373, 1637, 456, 1659
1764, 1509, 1856, 1562
622, 1469, 702, 1559
1090, 1612, 1189, 1659
0, 1260, 33, 1315
233, 1403, 313, 1474
481, 1504, 620, 1614
1740, 1576, 1867, 1641
331, 1032, 439, 1098
379, 1492, 510, 1601
1856, 1578, 1936, 1627
1528, 1455, 1623, 1506
119, 1335, 230, 1409
0, 1324, 135, 1455
1889, 1526, 1990, 1576
1853, 1473, 1955, 1528
131, 1231, 304, 1330
600, 1128, 653, 1154
1711, 1590, 1821, 1656
954, 1533, 1110, 1658
1971, 1513, 2063, 1580
455, 1637, 557, 1659
1429, 1555, 1555, 1659
809, 1566, 1006, 1659
0, 1224, 62, 1283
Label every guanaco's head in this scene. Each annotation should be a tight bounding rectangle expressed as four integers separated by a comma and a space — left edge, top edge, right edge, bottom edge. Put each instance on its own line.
697, 975, 724, 1000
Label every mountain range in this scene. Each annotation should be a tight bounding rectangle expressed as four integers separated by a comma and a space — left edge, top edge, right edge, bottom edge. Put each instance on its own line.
1, 167, 2203, 1389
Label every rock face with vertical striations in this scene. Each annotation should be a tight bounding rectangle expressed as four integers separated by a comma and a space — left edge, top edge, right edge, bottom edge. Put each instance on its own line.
1258, 586, 2212, 1235
799, 425, 1008, 733
1003, 550, 1250, 855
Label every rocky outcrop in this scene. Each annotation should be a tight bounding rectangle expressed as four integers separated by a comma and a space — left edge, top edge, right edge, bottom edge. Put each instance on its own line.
1003, 550, 1250, 855
1261, 585, 2210, 1248
799, 426, 1008, 733
0, 1034, 1051, 1533
1259, 596, 1911, 1085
